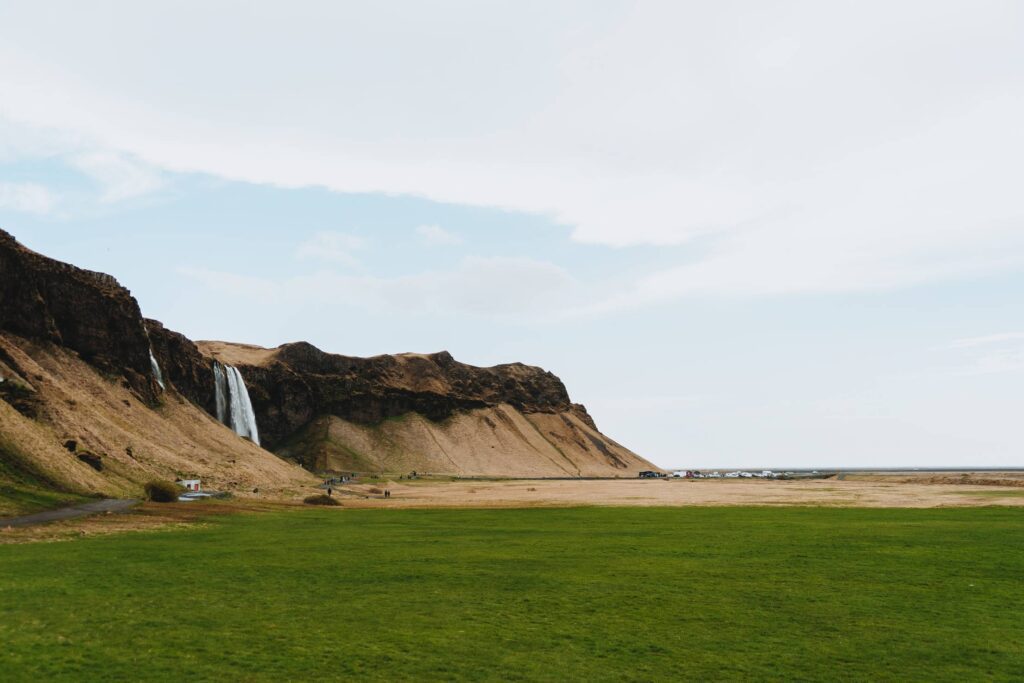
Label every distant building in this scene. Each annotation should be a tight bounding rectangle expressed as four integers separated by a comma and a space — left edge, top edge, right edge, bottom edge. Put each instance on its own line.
178, 478, 201, 492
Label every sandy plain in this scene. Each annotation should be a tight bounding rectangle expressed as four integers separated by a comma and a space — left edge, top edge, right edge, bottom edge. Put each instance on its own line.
336, 474, 1024, 509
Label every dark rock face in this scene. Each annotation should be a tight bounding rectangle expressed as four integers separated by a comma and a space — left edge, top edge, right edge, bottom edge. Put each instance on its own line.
230, 342, 596, 450
145, 319, 214, 414
0, 229, 158, 403
0, 229, 607, 463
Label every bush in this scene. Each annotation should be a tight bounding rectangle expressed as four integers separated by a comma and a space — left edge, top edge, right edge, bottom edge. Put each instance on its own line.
304, 494, 340, 506
144, 480, 180, 503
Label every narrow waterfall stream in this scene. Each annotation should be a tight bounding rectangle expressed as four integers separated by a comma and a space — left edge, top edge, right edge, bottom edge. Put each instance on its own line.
149, 349, 165, 390
212, 361, 260, 445
213, 361, 228, 424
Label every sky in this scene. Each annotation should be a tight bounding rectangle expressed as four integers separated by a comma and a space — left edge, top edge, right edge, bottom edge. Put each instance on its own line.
0, 1, 1022, 469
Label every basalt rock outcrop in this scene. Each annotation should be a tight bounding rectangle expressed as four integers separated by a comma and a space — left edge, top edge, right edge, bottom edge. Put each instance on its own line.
146, 319, 215, 414
196, 340, 650, 476
0, 229, 159, 404
201, 340, 594, 448
0, 230, 656, 480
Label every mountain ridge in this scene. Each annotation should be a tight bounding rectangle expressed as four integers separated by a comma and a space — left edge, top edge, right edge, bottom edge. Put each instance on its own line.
0, 229, 659, 499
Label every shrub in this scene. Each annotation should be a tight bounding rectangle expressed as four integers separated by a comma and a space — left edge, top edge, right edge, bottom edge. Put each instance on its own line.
303, 494, 340, 506
144, 480, 180, 503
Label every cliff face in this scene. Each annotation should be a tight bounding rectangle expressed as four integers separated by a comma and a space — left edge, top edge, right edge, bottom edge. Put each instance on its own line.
0, 230, 656, 480
197, 341, 650, 476
200, 341, 591, 449
0, 230, 158, 404
146, 319, 215, 415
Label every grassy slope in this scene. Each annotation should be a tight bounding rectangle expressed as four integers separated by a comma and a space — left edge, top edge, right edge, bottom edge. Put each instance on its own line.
0, 431, 88, 516
0, 334, 316, 507
0, 507, 1021, 681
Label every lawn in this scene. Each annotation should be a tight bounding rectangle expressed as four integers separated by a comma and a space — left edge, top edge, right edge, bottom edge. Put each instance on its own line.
0, 506, 1021, 681
0, 482, 86, 517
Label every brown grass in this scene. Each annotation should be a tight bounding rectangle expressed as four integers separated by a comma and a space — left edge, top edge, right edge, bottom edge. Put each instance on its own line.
331, 476, 1024, 510
0, 332, 317, 499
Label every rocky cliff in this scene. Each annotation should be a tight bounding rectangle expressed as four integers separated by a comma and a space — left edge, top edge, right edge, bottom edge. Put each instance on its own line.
0, 231, 314, 500
0, 230, 657, 484
195, 341, 649, 476
0, 229, 159, 404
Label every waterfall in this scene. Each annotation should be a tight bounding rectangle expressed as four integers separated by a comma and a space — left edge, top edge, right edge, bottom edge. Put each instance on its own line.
213, 362, 228, 424
149, 349, 165, 390
212, 361, 260, 445
226, 365, 260, 445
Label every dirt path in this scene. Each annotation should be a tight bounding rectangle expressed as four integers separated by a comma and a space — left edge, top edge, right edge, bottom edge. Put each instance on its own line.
0, 499, 139, 528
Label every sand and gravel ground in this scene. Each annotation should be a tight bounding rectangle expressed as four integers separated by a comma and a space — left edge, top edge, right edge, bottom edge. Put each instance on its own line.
4, 474, 1021, 544
336, 474, 1024, 510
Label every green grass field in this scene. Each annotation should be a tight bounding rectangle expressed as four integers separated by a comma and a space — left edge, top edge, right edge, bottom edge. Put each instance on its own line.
1, 506, 1021, 681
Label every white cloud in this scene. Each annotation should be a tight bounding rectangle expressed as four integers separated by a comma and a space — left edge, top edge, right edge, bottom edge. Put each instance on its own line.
947, 332, 1024, 349
70, 151, 164, 203
177, 266, 281, 301
0, 2, 1022, 298
295, 231, 365, 266
416, 224, 462, 246
943, 332, 1024, 375
0, 181, 55, 214
180, 256, 577, 320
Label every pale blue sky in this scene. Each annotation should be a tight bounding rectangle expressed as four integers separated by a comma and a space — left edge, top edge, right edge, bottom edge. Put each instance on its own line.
1, 2, 1022, 469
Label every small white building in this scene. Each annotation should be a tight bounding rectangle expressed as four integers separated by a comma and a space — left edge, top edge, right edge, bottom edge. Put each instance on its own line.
178, 478, 201, 492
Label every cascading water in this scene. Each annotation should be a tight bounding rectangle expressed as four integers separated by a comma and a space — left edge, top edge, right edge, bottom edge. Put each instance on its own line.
226, 366, 260, 444
212, 361, 260, 445
149, 349, 165, 391
213, 361, 228, 424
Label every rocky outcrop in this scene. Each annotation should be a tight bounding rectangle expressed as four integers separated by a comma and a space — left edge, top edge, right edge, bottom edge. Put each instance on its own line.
194, 340, 654, 476
145, 319, 215, 414
0, 229, 655, 478
199, 341, 597, 450
0, 230, 158, 403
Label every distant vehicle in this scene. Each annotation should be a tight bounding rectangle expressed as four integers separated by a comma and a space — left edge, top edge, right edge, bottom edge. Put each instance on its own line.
639, 471, 662, 478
